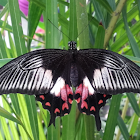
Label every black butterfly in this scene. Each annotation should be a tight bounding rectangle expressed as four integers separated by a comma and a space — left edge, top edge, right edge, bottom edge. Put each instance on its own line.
0, 41, 140, 131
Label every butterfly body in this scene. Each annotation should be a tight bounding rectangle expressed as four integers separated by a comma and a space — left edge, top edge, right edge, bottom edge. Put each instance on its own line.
0, 41, 140, 130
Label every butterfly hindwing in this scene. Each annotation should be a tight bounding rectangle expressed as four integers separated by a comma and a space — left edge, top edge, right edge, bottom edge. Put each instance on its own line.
36, 83, 73, 126
75, 77, 111, 131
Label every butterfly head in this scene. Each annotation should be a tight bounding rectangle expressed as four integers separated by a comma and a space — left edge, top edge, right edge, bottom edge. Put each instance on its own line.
68, 41, 77, 50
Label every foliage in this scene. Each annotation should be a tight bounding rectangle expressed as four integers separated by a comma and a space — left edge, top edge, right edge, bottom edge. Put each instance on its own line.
0, 0, 140, 140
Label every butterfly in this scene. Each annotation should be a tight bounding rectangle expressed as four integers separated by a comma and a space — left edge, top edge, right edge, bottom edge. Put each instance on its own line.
0, 41, 140, 131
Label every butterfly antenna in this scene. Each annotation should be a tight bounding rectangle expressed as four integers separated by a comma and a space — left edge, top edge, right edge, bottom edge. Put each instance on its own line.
48, 19, 72, 41
73, 15, 95, 42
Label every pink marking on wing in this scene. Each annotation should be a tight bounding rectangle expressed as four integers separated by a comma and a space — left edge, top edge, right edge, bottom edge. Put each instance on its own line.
76, 98, 81, 103
82, 86, 88, 101
98, 100, 103, 104
45, 102, 51, 107
75, 84, 83, 96
54, 108, 60, 114
103, 94, 106, 97
68, 98, 73, 104
60, 86, 67, 101
81, 101, 88, 109
62, 102, 69, 110
90, 106, 96, 111
66, 85, 73, 95
39, 95, 45, 100
64, 113, 68, 116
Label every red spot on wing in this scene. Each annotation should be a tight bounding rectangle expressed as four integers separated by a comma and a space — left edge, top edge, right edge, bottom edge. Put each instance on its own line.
76, 98, 81, 103
90, 106, 96, 111
40, 95, 45, 100
54, 108, 60, 114
98, 100, 103, 104
62, 102, 69, 110
81, 101, 88, 109
45, 102, 51, 107
103, 94, 106, 97
68, 98, 73, 104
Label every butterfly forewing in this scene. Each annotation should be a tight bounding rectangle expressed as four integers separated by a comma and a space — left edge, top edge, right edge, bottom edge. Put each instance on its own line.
76, 49, 140, 95
0, 49, 74, 125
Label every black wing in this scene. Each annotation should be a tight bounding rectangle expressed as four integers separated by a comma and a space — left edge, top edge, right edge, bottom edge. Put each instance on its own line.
0, 49, 73, 125
76, 49, 140, 95
74, 49, 140, 130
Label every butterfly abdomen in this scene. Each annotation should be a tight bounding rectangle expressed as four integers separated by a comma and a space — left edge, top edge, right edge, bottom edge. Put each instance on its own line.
70, 63, 79, 87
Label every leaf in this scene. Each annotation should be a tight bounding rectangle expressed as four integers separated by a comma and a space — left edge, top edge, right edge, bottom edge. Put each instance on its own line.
103, 94, 122, 140
95, 0, 113, 14
25, 95, 39, 140
8, 0, 27, 56
122, 5, 140, 57
28, 1, 44, 50
117, 114, 129, 140
94, 23, 105, 49
127, 93, 140, 117
0, 106, 22, 125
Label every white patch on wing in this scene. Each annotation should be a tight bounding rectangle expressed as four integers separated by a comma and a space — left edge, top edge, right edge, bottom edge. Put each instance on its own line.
36, 67, 45, 90
50, 77, 65, 96
93, 69, 104, 89
83, 77, 95, 95
40, 69, 53, 90
101, 67, 113, 90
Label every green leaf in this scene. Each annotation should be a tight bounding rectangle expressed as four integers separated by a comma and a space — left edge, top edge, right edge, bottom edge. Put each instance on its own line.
91, 0, 105, 26
69, 0, 77, 41
84, 115, 95, 140
0, 58, 13, 67
25, 95, 39, 140
117, 114, 129, 140
28, 1, 44, 51
8, 0, 27, 55
59, 2, 69, 49
111, 20, 140, 52
95, 0, 113, 14
45, 1, 60, 140
122, 5, 140, 57
10, 94, 20, 116
58, 0, 69, 7
94, 23, 105, 49
0, 32, 7, 59
0, 106, 22, 125
76, 0, 90, 49
103, 94, 122, 140
127, 93, 140, 117
45, 0, 58, 49
1, 116, 12, 140
137, 0, 140, 17
0, 0, 8, 6
62, 101, 76, 140
0, 4, 8, 19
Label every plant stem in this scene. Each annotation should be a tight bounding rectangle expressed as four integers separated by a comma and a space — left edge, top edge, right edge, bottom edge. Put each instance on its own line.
104, 0, 127, 48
